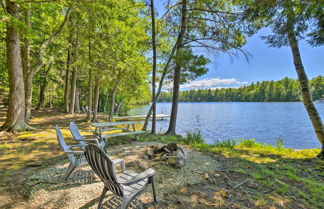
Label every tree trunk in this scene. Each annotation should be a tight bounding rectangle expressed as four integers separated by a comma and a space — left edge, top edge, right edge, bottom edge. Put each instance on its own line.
1, 0, 27, 132
86, 38, 93, 122
165, 0, 188, 136
115, 101, 123, 116
21, 4, 31, 123
75, 88, 80, 113
64, 37, 72, 113
24, 73, 33, 123
92, 79, 100, 122
69, 31, 79, 114
36, 62, 51, 110
37, 85, 45, 110
287, 25, 324, 159
108, 86, 117, 121
142, 43, 177, 131
150, 0, 157, 134
69, 65, 77, 114
103, 91, 109, 113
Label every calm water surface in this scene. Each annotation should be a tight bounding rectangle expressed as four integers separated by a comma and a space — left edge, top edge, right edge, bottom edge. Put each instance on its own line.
129, 102, 324, 149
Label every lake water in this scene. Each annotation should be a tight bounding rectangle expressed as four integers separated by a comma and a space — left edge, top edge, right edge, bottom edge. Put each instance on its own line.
129, 102, 324, 149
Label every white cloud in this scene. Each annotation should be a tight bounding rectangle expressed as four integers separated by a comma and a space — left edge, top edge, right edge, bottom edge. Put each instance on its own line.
180, 78, 248, 90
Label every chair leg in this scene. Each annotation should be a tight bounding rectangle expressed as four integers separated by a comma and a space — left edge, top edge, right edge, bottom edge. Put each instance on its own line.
65, 164, 76, 181
98, 187, 108, 209
151, 176, 158, 203
121, 197, 131, 209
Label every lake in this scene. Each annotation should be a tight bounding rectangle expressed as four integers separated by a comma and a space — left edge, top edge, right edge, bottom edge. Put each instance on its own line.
129, 102, 324, 149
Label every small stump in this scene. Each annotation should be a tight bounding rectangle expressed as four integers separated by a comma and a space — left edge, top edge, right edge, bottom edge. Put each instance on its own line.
145, 142, 188, 168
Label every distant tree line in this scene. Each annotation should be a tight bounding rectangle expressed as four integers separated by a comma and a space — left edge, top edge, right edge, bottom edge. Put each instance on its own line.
158, 76, 324, 102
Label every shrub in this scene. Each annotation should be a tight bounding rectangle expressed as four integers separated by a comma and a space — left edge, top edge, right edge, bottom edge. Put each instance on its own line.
237, 139, 260, 148
276, 138, 284, 149
213, 139, 237, 148
184, 130, 204, 145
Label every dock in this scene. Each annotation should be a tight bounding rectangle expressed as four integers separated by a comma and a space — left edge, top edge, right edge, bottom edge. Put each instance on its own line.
113, 114, 170, 121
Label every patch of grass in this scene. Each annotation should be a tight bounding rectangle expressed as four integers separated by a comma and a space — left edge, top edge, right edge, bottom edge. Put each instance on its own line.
213, 139, 236, 148
184, 130, 204, 145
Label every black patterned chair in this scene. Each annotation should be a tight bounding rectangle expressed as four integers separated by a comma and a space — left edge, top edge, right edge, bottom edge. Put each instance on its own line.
84, 144, 158, 209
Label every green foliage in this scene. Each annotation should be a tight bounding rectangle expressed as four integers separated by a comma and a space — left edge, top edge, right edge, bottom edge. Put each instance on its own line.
240, 0, 323, 48
175, 48, 210, 84
159, 76, 324, 102
213, 139, 237, 148
237, 139, 260, 148
184, 129, 204, 145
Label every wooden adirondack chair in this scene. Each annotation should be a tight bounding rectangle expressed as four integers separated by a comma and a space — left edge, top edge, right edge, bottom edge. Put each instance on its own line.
84, 144, 158, 209
55, 126, 88, 180
69, 122, 107, 152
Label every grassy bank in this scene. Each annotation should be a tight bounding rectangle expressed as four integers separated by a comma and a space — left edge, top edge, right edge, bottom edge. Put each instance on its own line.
140, 132, 324, 209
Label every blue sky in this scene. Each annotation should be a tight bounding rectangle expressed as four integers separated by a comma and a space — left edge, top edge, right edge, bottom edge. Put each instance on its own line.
155, 2, 324, 90
197, 28, 324, 89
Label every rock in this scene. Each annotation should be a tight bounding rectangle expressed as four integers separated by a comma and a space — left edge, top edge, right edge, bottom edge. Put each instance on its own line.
160, 153, 168, 161
153, 153, 164, 161
167, 142, 178, 152
204, 172, 209, 180
178, 147, 188, 160
219, 189, 229, 198
214, 173, 220, 177
145, 149, 154, 158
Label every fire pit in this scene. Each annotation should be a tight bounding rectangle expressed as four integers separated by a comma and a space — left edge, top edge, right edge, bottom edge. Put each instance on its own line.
145, 142, 188, 168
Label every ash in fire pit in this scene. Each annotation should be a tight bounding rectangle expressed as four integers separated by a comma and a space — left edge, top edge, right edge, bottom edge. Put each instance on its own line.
145, 142, 188, 168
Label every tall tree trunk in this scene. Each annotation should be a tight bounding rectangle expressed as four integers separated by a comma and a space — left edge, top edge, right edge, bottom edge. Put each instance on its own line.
69, 64, 77, 114
287, 24, 324, 159
86, 39, 93, 122
103, 91, 109, 113
142, 43, 177, 131
1, 0, 27, 132
165, 0, 188, 136
21, 4, 31, 123
92, 79, 100, 122
69, 31, 79, 114
115, 101, 123, 116
150, 0, 157, 134
36, 62, 51, 110
108, 86, 118, 121
37, 85, 46, 110
75, 88, 80, 113
64, 36, 72, 113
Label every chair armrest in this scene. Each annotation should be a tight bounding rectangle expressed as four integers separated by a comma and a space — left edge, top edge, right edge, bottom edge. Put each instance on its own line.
77, 138, 100, 146
69, 144, 87, 149
65, 150, 84, 155
82, 134, 99, 138
118, 168, 155, 186
112, 159, 126, 172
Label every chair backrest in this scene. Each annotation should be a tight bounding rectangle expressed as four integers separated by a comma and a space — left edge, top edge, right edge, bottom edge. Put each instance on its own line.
55, 126, 76, 163
84, 144, 123, 196
69, 122, 86, 145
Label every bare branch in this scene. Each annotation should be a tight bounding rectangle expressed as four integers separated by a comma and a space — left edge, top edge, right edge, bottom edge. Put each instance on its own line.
160, 2, 181, 19
187, 8, 242, 15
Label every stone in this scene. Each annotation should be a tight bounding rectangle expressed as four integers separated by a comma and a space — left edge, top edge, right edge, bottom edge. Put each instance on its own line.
168, 156, 177, 165
204, 172, 209, 180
